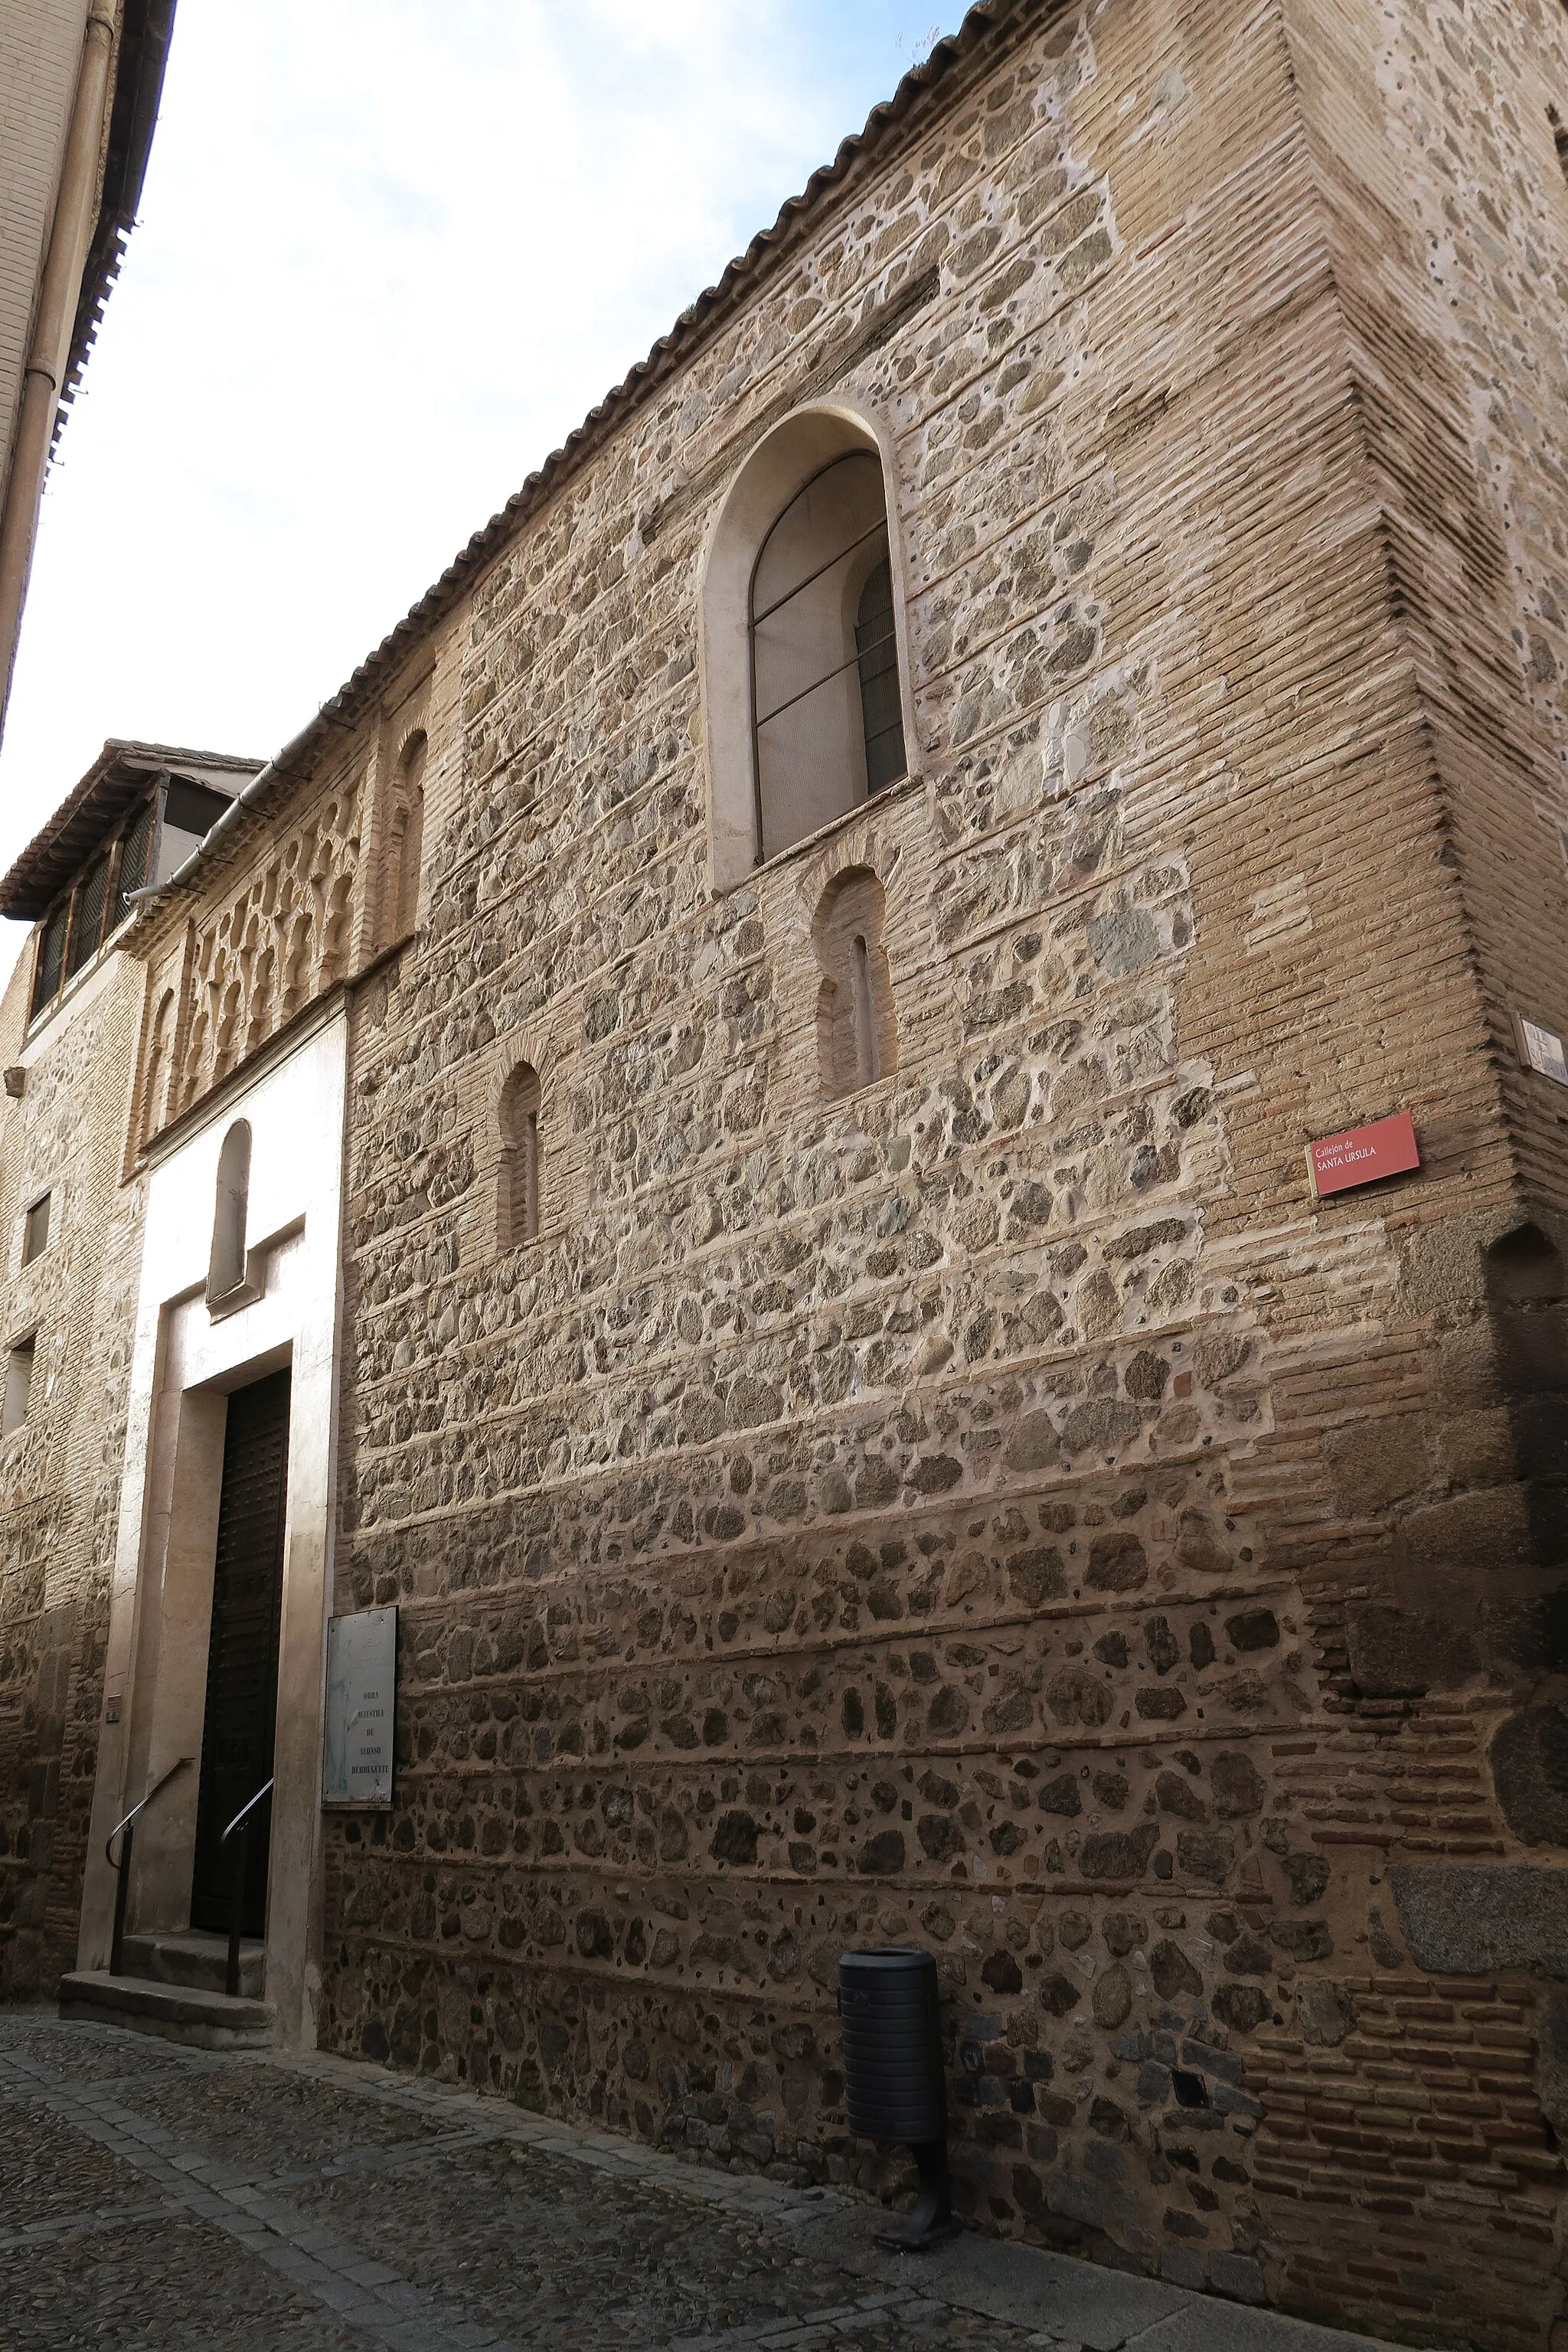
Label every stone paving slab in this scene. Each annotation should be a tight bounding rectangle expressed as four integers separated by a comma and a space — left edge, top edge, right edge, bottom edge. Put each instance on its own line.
122, 2062, 453, 2175
0, 2092, 163, 2230
0, 2010, 1424, 2352
2, 2207, 365, 2351
783, 2216, 1190, 2352
784, 2211, 1398, 2352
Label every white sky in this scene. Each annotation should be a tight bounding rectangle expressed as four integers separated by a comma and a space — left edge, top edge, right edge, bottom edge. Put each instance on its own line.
0, 0, 955, 985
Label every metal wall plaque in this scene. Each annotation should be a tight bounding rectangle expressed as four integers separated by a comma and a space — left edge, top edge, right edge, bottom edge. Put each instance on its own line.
1306, 1109, 1419, 1200
1517, 1012, 1568, 1086
322, 1606, 397, 1807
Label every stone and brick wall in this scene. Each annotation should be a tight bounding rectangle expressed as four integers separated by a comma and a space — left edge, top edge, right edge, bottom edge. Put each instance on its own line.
0, 1, 1562, 2345
0, 695, 430, 2005
1286, 0, 1568, 1220
312, 2, 1566, 2345
0, 943, 144, 1998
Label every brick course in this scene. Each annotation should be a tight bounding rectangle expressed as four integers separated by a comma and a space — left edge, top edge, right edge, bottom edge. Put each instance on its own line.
3, 2, 1566, 2344
305, 3, 1568, 2340
0, 946, 144, 1999
311, 4, 1568, 2341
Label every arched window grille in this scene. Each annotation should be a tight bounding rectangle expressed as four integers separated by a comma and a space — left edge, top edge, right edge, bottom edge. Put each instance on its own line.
750, 450, 908, 864
208, 1121, 252, 1298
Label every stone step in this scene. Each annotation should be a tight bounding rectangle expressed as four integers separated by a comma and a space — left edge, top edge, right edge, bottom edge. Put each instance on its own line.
58, 1971, 275, 2050
118, 1929, 265, 1999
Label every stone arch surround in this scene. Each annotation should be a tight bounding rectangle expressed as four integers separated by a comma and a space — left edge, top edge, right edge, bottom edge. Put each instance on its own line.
699, 400, 921, 891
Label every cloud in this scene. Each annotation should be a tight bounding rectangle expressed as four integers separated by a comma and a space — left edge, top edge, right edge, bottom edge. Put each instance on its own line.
0, 3, 958, 984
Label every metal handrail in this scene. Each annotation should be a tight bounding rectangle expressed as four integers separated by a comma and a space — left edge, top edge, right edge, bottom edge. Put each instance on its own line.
106, 1755, 192, 1869
220, 1777, 273, 1998
105, 1756, 193, 1975
220, 1777, 273, 1845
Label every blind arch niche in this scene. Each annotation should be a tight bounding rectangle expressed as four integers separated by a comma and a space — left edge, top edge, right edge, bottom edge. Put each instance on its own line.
207, 1120, 252, 1302
701, 407, 916, 887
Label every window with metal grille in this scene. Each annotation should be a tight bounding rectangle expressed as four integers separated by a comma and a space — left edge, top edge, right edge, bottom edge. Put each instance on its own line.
855, 557, 906, 793
750, 449, 907, 864
65, 851, 109, 984
27, 793, 166, 1024
21, 1195, 49, 1266
31, 902, 69, 1018
116, 798, 155, 920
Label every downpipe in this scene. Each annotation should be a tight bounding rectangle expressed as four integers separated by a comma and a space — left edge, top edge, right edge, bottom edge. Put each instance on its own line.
0, 3, 119, 740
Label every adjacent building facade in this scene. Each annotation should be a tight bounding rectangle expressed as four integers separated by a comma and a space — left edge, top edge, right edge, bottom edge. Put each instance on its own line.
2, 2, 1568, 2345
0, 740, 258, 1996
0, 0, 178, 739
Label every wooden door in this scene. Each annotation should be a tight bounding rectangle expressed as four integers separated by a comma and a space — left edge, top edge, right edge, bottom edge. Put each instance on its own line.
190, 1369, 290, 1936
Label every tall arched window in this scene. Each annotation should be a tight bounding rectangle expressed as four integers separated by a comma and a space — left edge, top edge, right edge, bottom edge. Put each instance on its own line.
854, 554, 905, 792
385, 731, 427, 944
208, 1121, 252, 1299
498, 1063, 541, 1246
814, 869, 897, 1102
750, 450, 907, 864
701, 409, 913, 887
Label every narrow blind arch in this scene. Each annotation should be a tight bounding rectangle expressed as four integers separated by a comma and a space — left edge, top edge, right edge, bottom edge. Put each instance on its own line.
814, 867, 897, 1102
208, 1121, 252, 1298
142, 989, 176, 1145
498, 1063, 541, 1246
385, 730, 427, 944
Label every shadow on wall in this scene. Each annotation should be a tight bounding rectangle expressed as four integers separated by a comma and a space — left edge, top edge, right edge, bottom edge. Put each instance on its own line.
1485, 1223, 1568, 1848
1344, 1217, 1568, 1842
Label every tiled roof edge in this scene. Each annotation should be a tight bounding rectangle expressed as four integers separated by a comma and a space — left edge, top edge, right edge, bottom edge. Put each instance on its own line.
250, 1, 1021, 772
0, 739, 263, 919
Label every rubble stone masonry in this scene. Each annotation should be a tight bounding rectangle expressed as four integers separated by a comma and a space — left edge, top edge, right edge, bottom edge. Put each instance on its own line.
0, 948, 143, 2001
311, 1, 1568, 2344
3, 0, 1566, 2345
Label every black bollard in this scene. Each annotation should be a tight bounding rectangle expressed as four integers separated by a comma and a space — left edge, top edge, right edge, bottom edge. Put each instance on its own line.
837, 1947, 958, 2252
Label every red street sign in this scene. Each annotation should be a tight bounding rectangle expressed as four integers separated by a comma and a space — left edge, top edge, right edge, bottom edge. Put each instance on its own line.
1306, 1110, 1419, 1200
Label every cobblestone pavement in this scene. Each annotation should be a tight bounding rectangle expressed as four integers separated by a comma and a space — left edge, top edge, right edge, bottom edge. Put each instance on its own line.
0, 2011, 1415, 2352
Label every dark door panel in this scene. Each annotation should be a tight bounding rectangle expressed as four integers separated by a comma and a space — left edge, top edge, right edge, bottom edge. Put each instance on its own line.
190, 1369, 290, 1935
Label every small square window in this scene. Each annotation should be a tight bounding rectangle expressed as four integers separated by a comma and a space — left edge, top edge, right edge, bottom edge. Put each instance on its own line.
3, 1338, 35, 1436
22, 1194, 50, 1265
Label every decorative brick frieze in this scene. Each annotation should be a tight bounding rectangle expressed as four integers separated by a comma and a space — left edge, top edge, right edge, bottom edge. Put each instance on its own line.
3, 2, 1567, 2346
